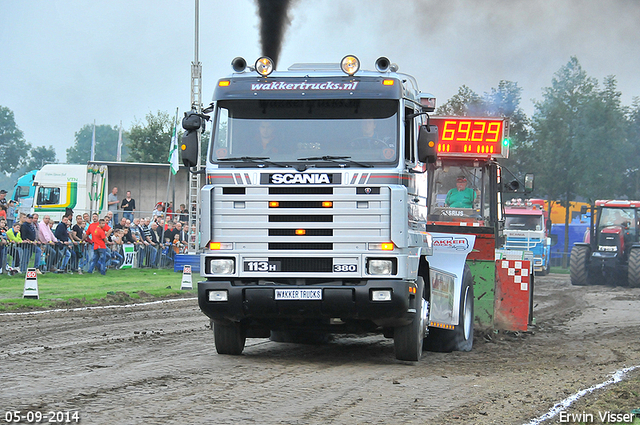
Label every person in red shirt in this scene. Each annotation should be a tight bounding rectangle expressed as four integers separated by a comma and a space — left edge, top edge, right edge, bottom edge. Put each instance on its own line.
87, 219, 108, 275
85, 214, 113, 244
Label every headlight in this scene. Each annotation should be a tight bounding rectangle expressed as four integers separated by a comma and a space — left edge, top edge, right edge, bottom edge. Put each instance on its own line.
368, 259, 393, 275
208, 258, 235, 274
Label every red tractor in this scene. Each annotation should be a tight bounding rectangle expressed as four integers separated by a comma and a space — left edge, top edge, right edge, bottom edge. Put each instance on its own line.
570, 200, 640, 287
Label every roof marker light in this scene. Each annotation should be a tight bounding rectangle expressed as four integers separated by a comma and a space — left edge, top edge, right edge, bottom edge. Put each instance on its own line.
341, 55, 360, 76
255, 57, 274, 76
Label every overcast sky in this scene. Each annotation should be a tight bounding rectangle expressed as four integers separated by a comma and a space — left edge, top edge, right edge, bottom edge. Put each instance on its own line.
2, 0, 639, 163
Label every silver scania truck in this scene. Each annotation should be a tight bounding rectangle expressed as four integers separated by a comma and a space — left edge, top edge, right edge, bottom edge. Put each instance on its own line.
180, 56, 474, 361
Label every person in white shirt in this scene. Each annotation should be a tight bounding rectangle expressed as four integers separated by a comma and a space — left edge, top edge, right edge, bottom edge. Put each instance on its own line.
38, 215, 58, 272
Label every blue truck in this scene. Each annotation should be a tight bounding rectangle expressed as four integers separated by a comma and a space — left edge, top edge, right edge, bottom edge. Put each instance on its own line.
11, 170, 38, 215
503, 199, 552, 275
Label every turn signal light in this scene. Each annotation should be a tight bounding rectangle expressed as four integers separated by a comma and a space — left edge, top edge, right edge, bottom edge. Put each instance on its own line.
295, 229, 306, 235
369, 242, 395, 251
209, 242, 233, 250
269, 201, 280, 208
322, 201, 333, 208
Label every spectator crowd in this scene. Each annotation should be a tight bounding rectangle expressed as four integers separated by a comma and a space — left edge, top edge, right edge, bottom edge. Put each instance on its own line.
1, 187, 196, 276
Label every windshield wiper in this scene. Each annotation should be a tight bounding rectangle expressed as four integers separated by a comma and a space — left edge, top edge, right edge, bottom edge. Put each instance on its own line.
217, 156, 292, 168
297, 155, 373, 168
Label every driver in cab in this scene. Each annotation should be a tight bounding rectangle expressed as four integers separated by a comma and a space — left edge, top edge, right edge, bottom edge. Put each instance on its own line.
607, 210, 631, 227
350, 119, 386, 149
258, 121, 279, 155
445, 176, 476, 208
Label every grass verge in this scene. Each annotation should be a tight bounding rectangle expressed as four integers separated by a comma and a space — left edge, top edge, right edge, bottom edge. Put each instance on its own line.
550, 266, 570, 274
0, 268, 196, 312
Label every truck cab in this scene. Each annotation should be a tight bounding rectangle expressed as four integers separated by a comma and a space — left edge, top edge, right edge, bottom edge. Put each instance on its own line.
503, 198, 552, 275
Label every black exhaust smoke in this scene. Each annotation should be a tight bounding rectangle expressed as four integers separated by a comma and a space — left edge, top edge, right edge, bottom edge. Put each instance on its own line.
255, 0, 294, 68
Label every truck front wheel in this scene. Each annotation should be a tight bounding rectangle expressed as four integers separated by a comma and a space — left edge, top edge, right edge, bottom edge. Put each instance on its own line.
628, 248, 640, 288
394, 277, 427, 362
213, 319, 246, 355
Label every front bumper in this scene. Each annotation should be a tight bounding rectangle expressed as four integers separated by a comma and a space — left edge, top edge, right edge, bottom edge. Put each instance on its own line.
590, 251, 620, 270
198, 279, 416, 328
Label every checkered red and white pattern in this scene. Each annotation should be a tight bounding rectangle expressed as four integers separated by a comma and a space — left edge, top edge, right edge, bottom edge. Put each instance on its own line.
500, 260, 530, 291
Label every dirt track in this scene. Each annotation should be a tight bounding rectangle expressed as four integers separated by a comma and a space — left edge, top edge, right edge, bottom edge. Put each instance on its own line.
1, 274, 639, 424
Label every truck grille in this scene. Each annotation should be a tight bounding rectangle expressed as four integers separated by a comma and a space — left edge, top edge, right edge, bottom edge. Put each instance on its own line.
598, 233, 619, 248
269, 187, 333, 195
269, 215, 333, 222
269, 229, 333, 236
269, 243, 333, 250
211, 185, 391, 272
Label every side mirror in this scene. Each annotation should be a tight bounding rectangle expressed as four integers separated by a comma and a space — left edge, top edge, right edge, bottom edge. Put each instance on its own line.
417, 124, 438, 164
505, 180, 520, 191
181, 112, 203, 168
580, 205, 588, 215
524, 173, 534, 193
550, 234, 558, 246
203, 102, 215, 114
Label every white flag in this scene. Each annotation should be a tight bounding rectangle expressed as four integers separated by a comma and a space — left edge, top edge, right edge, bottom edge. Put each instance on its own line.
116, 121, 123, 162
168, 108, 179, 175
90, 120, 96, 161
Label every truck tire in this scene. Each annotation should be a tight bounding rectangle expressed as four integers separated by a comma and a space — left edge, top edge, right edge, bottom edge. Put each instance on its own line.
628, 248, 640, 288
394, 277, 427, 361
423, 266, 474, 352
213, 319, 246, 355
570, 245, 591, 286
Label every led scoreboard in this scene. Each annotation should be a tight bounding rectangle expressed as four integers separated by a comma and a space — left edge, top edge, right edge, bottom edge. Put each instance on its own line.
430, 117, 509, 159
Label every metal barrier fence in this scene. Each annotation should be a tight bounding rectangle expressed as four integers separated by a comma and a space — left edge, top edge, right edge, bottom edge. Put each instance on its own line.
0, 241, 184, 275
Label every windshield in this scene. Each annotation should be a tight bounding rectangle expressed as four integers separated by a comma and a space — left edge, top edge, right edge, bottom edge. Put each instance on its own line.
15, 186, 31, 200
598, 207, 635, 229
427, 163, 490, 223
505, 214, 543, 231
210, 99, 398, 166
